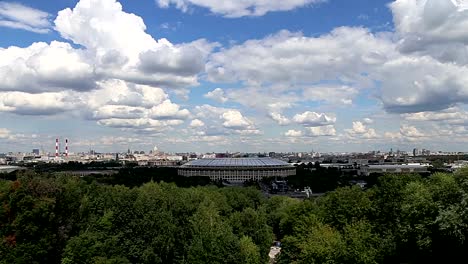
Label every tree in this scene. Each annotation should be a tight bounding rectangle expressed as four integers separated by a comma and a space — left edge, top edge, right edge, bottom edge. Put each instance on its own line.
316, 186, 372, 230
187, 202, 239, 264
277, 215, 345, 264
238, 236, 262, 264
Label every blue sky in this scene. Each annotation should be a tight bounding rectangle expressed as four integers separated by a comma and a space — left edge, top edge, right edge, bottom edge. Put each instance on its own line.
0, 0, 468, 153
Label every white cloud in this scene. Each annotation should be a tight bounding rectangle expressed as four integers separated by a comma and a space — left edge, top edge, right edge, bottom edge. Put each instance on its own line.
156, 0, 325, 18
0, 0, 216, 121
97, 118, 182, 130
4, 0, 468, 151
190, 119, 205, 127
352, 121, 367, 134
384, 131, 402, 140
306, 125, 336, 136
91, 105, 146, 120
0, 128, 12, 139
345, 121, 378, 139
293, 111, 336, 127
302, 85, 358, 105
285, 129, 303, 137
204, 88, 228, 103
363, 118, 374, 124
194, 104, 233, 119
84, 80, 168, 110
206, 22, 468, 114
0, 91, 79, 115
223, 85, 300, 114
207, 28, 395, 85
0, 41, 94, 93
192, 104, 261, 136
402, 108, 468, 123
236, 129, 262, 135
54, 0, 215, 89
378, 56, 468, 113
150, 100, 190, 120
269, 112, 291, 126
221, 110, 253, 129
82, 80, 191, 131
400, 125, 427, 138
0, 2, 51, 33
390, 0, 468, 64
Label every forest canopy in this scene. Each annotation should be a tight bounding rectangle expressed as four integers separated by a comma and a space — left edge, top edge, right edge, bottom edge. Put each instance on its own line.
2, 169, 468, 263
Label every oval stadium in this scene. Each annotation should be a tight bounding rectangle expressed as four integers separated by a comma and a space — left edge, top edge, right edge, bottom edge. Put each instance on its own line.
178, 158, 296, 183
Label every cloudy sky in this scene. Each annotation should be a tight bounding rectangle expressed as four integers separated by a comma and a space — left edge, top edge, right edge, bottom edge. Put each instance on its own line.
0, 0, 467, 153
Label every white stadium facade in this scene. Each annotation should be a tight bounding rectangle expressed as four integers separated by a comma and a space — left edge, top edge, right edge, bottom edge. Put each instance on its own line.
178, 158, 296, 183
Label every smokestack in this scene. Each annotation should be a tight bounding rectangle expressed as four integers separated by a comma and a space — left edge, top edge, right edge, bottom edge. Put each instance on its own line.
55, 138, 59, 158
65, 139, 69, 157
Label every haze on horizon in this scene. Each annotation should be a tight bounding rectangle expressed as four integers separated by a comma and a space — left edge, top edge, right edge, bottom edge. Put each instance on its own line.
0, 0, 467, 153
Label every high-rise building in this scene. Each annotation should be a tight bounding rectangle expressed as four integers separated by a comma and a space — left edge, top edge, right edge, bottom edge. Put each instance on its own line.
413, 148, 423, 156
32, 149, 40, 155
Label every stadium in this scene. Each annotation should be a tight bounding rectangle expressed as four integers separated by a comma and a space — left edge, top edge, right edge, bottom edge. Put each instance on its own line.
178, 158, 296, 183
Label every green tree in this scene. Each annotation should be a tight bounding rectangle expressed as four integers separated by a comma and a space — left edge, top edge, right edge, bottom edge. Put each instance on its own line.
238, 236, 262, 264
316, 186, 372, 230
278, 215, 345, 264
187, 202, 240, 264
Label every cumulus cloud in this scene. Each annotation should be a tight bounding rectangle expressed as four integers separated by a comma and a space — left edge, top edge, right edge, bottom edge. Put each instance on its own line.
306, 125, 336, 136
378, 56, 468, 113
150, 99, 190, 120
390, 0, 468, 64
207, 28, 395, 85
285, 129, 303, 137
400, 125, 427, 138
403, 108, 468, 122
363, 118, 374, 124
269, 112, 291, 126
156, 0, 325, 18
192, 105, 261, 136
293, 111, 336, 127
54, 0, 214, 89
96, 118, 182, 131
0, 2, 51, 33
284, 126, 336, 138
194, 104, 234, 119
221, 110, 253, 129
91, 105, 146, 120
0, 41, 95, 93
221, 85, 300, 115
204, 88, 228, 103
0, 128, 12, 139
3, 0, 468, 149
205, 14, 468, 115
190, 119, 205, 127
302, 85, 358, 105
84, 81, 190, 131
345, 121, 378, 139
0, 0, 218, 126
0, 91, 79, 115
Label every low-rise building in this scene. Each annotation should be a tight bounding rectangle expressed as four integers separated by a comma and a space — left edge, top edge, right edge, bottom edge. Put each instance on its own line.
359, 164, 429, 176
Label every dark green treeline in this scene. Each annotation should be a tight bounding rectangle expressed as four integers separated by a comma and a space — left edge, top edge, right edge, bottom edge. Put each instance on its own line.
2, 169, 468, 263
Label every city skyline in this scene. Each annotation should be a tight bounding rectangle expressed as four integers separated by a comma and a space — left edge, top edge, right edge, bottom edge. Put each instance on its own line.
1, 0, 468, 153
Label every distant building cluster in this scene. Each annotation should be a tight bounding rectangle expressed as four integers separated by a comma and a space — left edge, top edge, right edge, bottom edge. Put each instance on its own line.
2, 142, 468, 182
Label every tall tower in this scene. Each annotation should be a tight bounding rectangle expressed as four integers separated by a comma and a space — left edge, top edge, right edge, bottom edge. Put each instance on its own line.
65, 139, 69, 157
55, 138, 59, 158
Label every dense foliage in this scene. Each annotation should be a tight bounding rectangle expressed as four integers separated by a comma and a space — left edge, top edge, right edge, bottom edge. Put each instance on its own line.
2, 169, 468, 263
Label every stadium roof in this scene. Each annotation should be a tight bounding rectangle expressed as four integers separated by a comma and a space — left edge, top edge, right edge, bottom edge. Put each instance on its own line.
182, 158, 291, 168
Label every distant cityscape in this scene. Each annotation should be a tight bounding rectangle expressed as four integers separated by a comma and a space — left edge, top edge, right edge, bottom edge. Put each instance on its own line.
2, 138, 468, 172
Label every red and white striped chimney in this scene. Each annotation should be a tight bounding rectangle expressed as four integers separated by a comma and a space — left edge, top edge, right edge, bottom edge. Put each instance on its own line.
65, 139, 69, 157
55, 138, 59, 157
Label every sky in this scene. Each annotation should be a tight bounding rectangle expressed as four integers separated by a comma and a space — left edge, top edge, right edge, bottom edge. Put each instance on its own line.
1, 0, 468, 154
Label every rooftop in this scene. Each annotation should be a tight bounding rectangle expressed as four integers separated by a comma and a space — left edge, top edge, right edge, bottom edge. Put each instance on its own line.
182, 158, 291, 168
